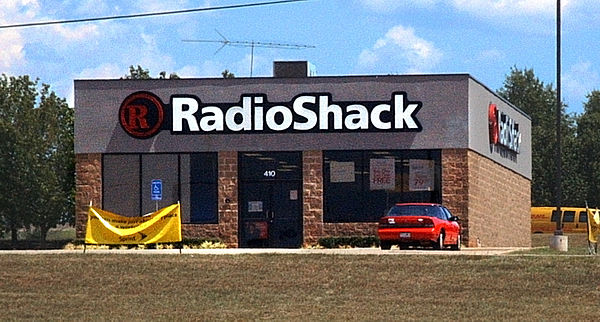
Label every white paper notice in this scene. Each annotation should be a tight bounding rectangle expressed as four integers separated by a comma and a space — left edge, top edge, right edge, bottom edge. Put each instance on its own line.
409, 159, 434, 191
330, 161, 355, 183
370, 158, 395, 190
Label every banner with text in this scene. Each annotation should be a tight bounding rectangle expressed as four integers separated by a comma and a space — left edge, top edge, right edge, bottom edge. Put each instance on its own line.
85, 203, 182, 245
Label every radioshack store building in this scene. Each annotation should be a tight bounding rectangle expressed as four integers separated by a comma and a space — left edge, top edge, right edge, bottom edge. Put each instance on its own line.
75, 62, 531, 248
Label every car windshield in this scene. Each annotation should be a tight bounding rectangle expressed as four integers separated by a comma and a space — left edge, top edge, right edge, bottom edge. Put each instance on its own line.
387, 205, 443, 218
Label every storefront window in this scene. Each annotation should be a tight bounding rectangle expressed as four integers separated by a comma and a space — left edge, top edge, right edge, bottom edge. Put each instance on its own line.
102, 153, 218, 223
188, 153, 218, 223
323, 150, 441, 223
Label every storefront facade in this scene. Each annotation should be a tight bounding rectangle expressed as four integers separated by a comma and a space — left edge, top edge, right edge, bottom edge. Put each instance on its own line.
75, 63, 532, 247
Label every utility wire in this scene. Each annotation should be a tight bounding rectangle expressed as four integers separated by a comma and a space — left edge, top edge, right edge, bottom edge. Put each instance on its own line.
0, 0, 307, 29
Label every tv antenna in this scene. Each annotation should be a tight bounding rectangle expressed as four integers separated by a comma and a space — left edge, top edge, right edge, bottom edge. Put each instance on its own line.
182, 30, 315, 77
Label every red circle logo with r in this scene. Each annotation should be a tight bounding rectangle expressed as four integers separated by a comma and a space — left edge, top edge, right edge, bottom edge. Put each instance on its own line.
119, 92, 164, 139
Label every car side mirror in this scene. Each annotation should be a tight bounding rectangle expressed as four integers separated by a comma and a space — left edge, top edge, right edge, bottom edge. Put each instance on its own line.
449, 216, 459, 222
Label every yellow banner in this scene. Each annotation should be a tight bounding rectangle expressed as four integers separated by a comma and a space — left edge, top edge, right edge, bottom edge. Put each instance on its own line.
587, 208, 600, 244
85, 203, 182, 244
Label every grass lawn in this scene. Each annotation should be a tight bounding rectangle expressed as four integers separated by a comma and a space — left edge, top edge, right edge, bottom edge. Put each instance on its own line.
527, 233, 595, 255
1, 253, 599, 320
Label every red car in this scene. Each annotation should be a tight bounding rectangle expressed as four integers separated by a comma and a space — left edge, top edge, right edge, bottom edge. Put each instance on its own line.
378, 203, 461, 250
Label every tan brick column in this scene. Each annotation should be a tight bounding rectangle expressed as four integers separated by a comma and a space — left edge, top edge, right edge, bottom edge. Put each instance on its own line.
441, 149, 470, 245
218, 151, 239, 247
75, 153, 102, 239
303, 150, 324, 245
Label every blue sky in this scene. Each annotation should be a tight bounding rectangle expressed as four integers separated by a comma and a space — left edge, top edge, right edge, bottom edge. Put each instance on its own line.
1, 0, 598, 115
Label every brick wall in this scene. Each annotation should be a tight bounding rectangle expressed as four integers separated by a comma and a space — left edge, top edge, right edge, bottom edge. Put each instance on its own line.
441, 149, 470, 244
466, 150, 531, 247
75, 153, 102, 239
302, 151, 324, 245
442, 149, 531, 247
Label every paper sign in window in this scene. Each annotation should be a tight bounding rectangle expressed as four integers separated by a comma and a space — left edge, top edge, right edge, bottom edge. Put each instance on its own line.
370, 158, 395, 190
409, 159, 434, 191
330, 161, 355, 183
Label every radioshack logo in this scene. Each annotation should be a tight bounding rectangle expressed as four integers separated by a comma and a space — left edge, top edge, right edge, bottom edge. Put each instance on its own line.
118, 91, 422, 138
119, 92, 164, 138
488, 102, 521, 153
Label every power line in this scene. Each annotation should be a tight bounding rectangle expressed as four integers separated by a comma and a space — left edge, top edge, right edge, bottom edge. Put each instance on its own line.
0, 0, 307, 30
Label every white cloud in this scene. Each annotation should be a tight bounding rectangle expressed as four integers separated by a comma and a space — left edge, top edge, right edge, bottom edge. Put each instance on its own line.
77, 62, 122, 79
0, 31, 25, 69
0, 0, 40, 71
51, 24, 99, 42
358, 25, 442, 74
563, 61, 600, 113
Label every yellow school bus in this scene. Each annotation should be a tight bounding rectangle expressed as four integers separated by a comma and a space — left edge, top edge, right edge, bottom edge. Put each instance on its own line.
531, 207, 589, 233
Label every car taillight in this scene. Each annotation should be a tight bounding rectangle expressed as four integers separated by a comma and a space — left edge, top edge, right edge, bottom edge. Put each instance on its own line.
417, 218, 434, 228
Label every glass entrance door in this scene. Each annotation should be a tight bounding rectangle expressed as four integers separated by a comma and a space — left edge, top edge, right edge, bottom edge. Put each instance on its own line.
239, 152, 303, 248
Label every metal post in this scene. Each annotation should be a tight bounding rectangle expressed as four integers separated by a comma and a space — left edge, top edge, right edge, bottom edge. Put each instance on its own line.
550, 0, 568, 251
555, 0, 563, 235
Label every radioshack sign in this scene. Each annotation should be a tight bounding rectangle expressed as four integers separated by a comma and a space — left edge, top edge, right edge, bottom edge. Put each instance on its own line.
488, 103, 521, 153
119, 91, 422, 138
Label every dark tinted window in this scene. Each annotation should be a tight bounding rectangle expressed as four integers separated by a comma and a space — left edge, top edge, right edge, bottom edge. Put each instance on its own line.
323, 150, 441, 223
102, 152, 219, 223
563, 211, 575, 222
551, 210, 560, 222
578, 211, 588, 223
239, 152, 302, 181
388, 205, 441, 217
189, 153, 218, 223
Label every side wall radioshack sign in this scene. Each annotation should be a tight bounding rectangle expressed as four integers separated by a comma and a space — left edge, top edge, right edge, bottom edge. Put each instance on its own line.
488, 102, 522, 153
119, 91, 423, 138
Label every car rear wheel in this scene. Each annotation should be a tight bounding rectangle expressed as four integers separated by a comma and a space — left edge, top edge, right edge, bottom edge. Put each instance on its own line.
435, 232, 444, 250
451, 234, 461, 251
380, 241, 392, 250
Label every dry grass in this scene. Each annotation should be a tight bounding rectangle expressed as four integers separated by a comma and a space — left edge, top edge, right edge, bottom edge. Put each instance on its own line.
1, 253, 599, 321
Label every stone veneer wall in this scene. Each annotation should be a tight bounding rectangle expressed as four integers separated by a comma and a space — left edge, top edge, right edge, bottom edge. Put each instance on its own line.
441, 149, 470, 244
466, 150, 531, 247
183, 151, 239, 247
75, 154, 102, 238
302, 151, 324, 245
442, 149, 531, 247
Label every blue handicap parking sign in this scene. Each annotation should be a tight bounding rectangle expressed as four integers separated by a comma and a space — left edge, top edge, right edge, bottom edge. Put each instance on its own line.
151, 179, 162, 201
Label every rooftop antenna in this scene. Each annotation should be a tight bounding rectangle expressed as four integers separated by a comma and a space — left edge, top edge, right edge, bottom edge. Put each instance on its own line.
183, 30, 315, 77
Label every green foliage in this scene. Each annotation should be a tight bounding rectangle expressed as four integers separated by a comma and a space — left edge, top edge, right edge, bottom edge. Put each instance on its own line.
497, 67, 584, 206
318, 236, 379, 248
0, 75, 74, 244
575, 90, 600, 206
125, 65, 180, 79
221, 69, 235, 78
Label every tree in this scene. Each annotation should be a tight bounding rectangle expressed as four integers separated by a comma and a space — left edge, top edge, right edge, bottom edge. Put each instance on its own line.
576, 91, 600, 206
125, 65, 179, 80
221, 69, 235, 78
125, 65, 151, 80
0, 75, 74, 245
497, 67, 582, 206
